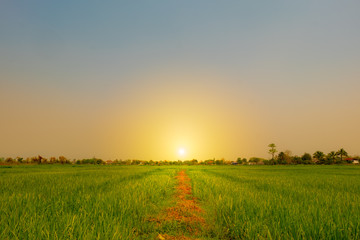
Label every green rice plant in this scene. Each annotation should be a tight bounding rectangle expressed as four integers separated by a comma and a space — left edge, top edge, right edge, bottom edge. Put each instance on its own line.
0, 165, 177, 239
188, 165, 360, 239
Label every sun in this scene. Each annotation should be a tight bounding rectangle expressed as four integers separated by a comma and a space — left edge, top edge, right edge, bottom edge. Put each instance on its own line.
178, 148, 186, 157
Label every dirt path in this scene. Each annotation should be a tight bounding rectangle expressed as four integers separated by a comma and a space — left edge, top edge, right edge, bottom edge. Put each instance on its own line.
149, 170, 207, 239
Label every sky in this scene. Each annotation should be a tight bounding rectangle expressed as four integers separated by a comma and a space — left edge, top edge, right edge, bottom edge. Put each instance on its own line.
1, 0, 360, 161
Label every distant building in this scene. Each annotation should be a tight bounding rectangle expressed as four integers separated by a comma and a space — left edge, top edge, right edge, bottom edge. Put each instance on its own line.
345, 158, 359, 164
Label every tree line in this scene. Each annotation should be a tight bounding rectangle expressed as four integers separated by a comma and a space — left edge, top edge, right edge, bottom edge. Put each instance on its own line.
0, 144, 358, 166
0, 157, 233, 166
252, 143, 359, 165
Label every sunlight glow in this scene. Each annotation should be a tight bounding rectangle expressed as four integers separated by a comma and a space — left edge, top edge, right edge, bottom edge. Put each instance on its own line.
178, 148, 186, 157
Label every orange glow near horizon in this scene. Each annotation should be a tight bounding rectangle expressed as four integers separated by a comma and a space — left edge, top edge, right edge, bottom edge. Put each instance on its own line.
2, 67, 360, 161
96, 70, 258, 161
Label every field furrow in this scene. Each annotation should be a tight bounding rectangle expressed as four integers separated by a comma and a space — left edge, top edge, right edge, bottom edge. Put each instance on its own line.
149, 170, 208, 239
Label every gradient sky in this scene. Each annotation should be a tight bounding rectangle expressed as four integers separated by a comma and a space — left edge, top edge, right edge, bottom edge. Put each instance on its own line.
1, 0, 360, 161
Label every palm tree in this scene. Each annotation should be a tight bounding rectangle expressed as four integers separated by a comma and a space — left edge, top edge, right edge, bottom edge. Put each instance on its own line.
268, 143, 277, 160
313, 151, 325, 164
327, 151, 337, 164
327, 151, 337, 159
336, 148, 348, 161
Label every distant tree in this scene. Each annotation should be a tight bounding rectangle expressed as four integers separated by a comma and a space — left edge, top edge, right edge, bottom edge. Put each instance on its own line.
215, 159, 225, 165
79, 157, 104, 164
292, 156, 302, 164
95, 158, 104, 164
249, 157, 260, 164
277, 152, 285, 164
301, 153, 312, 164
131, 159, 140, 165
263, 159, 271, 165
49, 157, 56, 164
336, 148, 348, 162
31, 155, 44, 164
5, 157, 14, 163
284, 150, 293, 164
59, 156, 68, 164
313, 151, 325, 164
268, 143, 277, 160
326, 151, 337, 164
249, 157, 266, 164
16, 157, 23, 163
236, 157, 247, 164
38, 155, 44, 164
277, 152, 292, 164
41, 157, 48, 164
191, 159, 198, 165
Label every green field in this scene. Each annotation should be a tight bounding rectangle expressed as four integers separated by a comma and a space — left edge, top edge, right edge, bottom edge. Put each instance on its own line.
1, 165, 360, 239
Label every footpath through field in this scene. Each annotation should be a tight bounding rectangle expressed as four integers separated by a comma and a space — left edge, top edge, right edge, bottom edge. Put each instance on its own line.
149, 170, 207, 239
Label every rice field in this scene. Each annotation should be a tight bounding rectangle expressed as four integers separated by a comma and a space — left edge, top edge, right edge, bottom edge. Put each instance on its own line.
1, 165, 360, 239
188, 166, 360, 239
0, 165, 176, 239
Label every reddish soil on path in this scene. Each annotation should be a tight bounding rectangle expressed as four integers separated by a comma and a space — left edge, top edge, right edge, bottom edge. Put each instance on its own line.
149, 170, 206, 240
